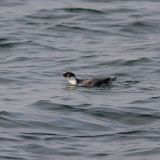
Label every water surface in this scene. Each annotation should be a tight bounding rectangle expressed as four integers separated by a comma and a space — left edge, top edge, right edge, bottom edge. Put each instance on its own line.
0, 0, 160, 159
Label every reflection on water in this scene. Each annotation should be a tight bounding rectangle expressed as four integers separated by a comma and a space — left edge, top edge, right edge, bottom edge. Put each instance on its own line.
65, 84, 77, 90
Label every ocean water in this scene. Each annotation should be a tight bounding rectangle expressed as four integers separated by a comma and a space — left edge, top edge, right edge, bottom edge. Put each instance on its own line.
0, 0, 160, 159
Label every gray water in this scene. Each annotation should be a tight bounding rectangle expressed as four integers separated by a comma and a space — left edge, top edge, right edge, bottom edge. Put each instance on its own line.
0, 0, 160, 159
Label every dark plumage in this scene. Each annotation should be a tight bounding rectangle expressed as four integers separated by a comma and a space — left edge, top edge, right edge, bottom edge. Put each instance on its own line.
63, 72, 75, 78
63, 72, 116, 87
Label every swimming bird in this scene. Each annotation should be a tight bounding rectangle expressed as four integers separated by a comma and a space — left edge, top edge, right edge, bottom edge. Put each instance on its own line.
63, 72, 115, 87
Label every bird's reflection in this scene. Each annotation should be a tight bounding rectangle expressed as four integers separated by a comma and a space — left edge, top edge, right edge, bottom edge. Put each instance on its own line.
65, 84, 77, 90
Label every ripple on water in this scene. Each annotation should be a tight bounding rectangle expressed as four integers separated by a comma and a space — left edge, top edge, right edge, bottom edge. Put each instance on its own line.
96, 57, 153, 67
54, 24, 106, 35
0, 77, 20, 84
0, 42, 18, 48
0, 156, 26, 160
121, 57, 152, 66
0, 111, 32, 128
26, 7, 104, 19
0, 41, 31, 48
62, 7, 104, 14
130, 96, 160, 105
121, 20, 159, 34
86, 107, 160, 125
33, 100, 90, 112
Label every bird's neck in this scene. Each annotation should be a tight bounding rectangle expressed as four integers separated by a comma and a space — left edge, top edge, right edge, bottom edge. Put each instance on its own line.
68, 77, 77, 85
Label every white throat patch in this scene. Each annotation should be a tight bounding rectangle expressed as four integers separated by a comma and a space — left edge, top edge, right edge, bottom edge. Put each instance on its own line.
67, 77, 77, 85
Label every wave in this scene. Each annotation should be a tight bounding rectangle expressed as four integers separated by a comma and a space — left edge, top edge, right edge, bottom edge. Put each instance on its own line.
61, 8, 104, 14
86, 107, 160, 125
97, 57, 152, 67
0, 111, 30, 128
0, 77, 20, 84
25, 7, 103, 21
0, 40, 32, 48
121, 20, 158, 34
32, 100, 89, 112
54, 24, 106, 34
121, 57, 151, 66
